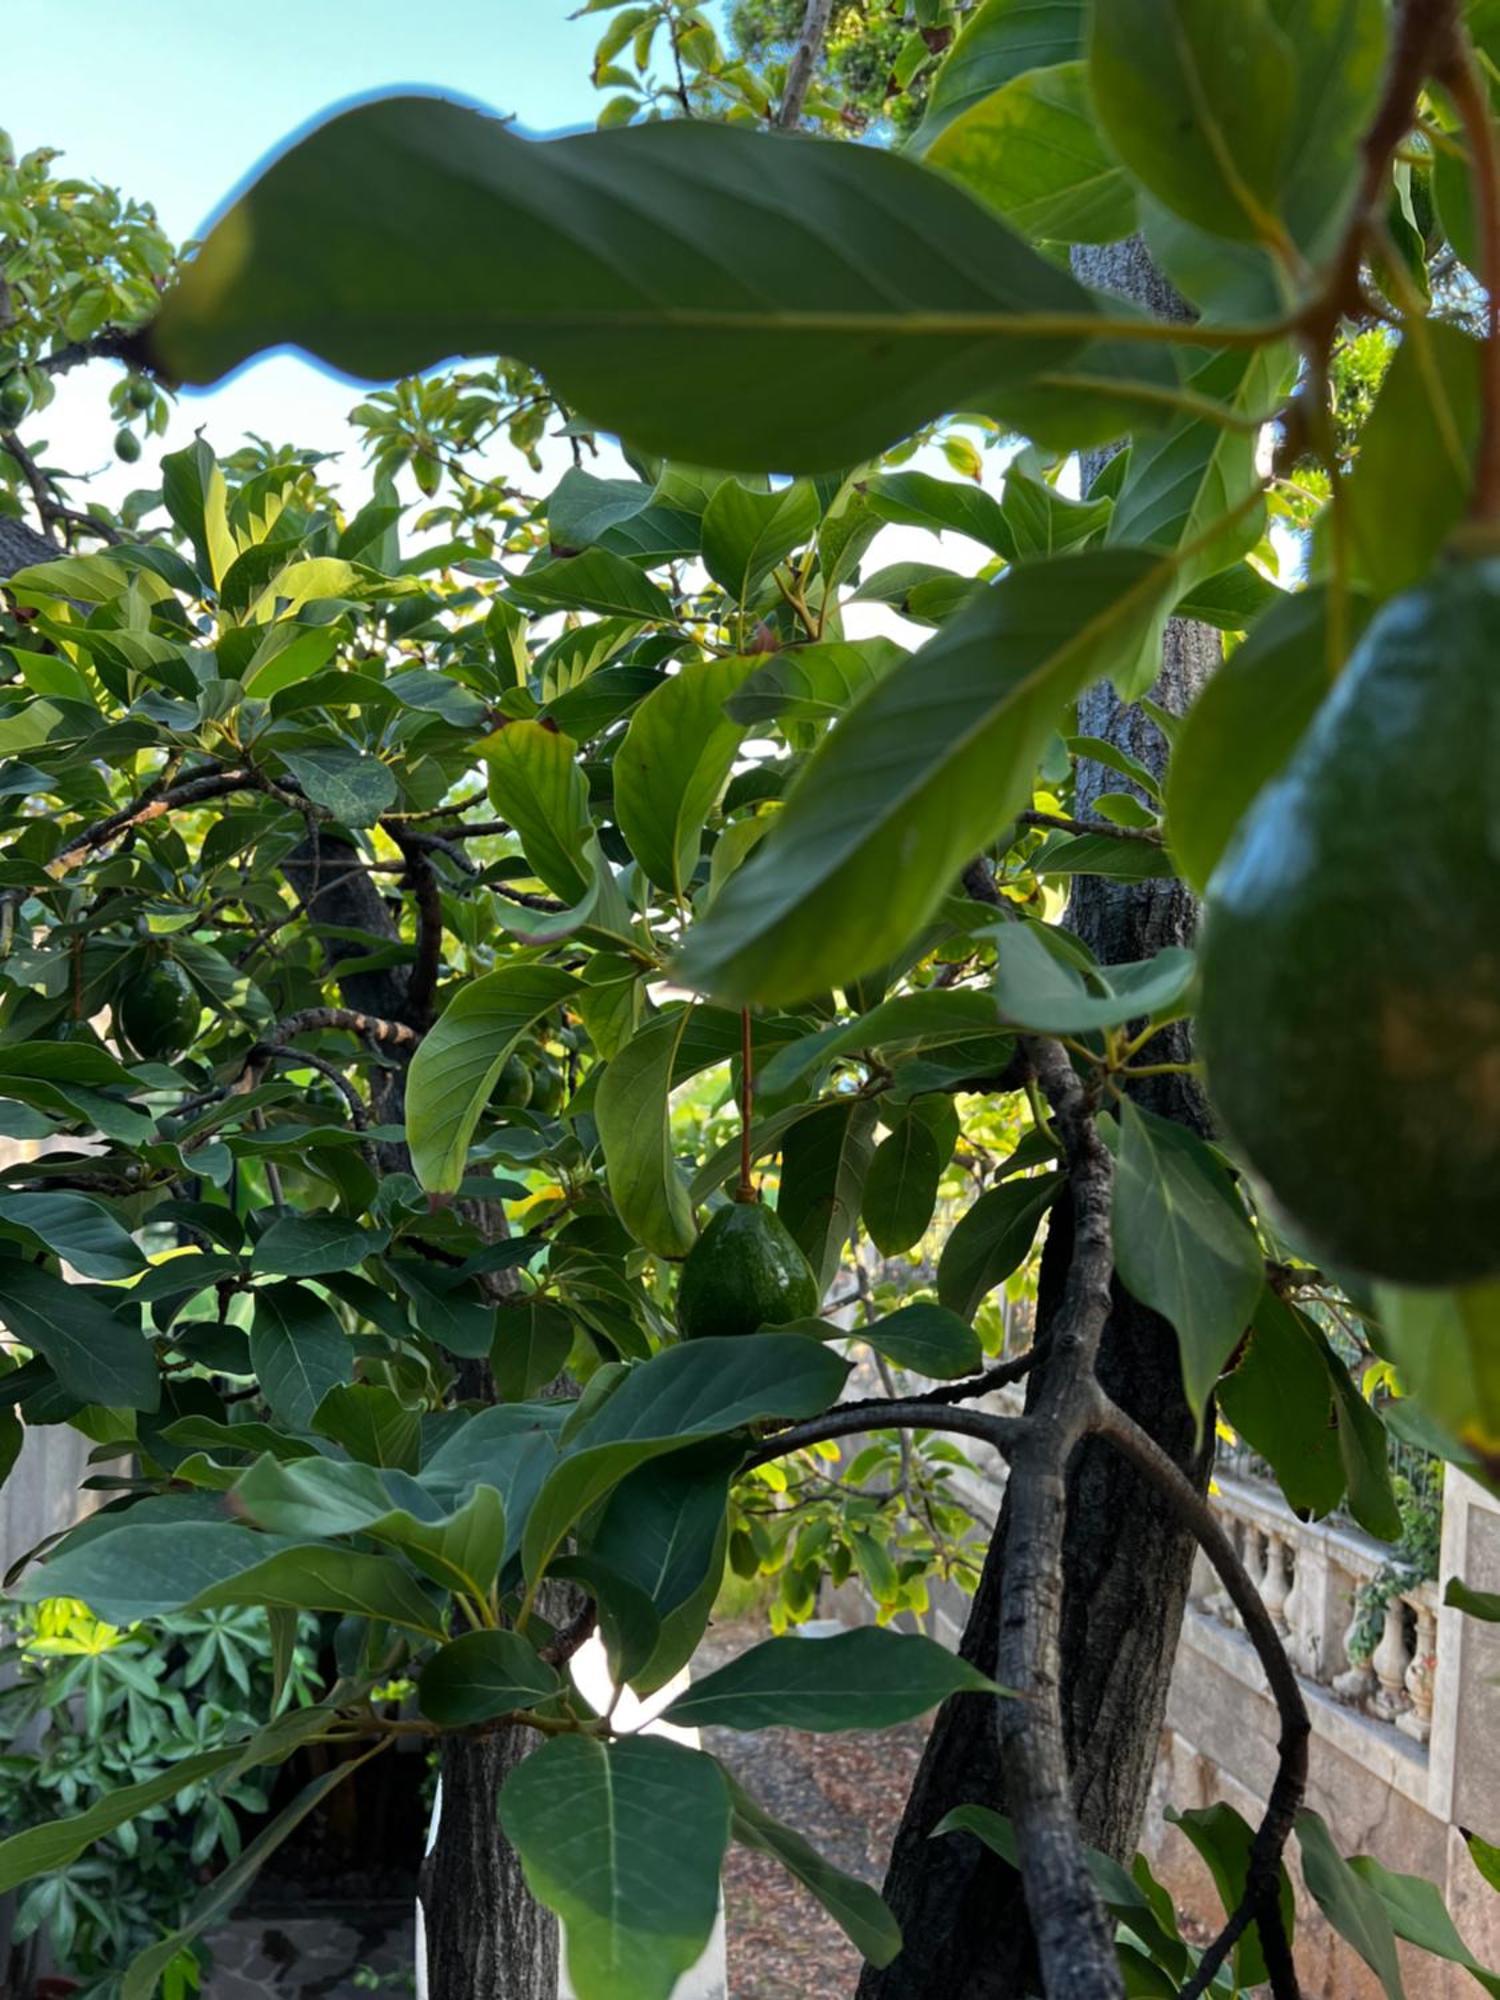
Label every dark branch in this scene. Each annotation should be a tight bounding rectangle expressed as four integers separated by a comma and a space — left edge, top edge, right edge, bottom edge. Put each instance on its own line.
742, 1398, 1027, 1471
1, 426, 122, 545
263, 1006, 422, 1055
1018, 808, 1164, 848
392, 830, 444, 1027
38, 327, 141, 377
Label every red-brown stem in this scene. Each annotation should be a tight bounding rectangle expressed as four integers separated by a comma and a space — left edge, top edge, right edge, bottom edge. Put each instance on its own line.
1443, 37, 1500, 519
737, 1005, 756, 1201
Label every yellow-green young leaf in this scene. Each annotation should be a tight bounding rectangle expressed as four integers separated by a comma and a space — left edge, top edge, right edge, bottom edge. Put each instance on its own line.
595, 1007, 699, 1259
913, 0, 1088, 148
614, 656, 761, 898
926, 62, 1136, 246
483, 720, 593, 901
1374, 1282, 1500, 1469
500, 1734, 730, 2000
1090, 0, 1295, 242
406, 964, 579, 1192
675, 548, 1174, 1005
143, 98, 1104, 475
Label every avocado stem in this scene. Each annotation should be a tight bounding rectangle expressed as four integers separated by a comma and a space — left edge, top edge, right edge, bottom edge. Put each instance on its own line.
736, 1004, 757, 1203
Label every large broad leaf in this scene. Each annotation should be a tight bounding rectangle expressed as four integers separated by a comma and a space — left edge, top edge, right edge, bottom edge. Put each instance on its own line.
1111, 1100, 1263, 1427
500, 1733, 730, 2000
614, 657, 758, 898
145, 98, 1105, 475
588, 1439, 741, 1621
1090, 0, 1294, 242
279, 745, 396, 826
406, 963, 578, 1192
249, 1281, 354, 1429
595, 1007, 699, 1260
701, 480, 820, 603
663, 1627, 1001, 1731
927, 62, 1136, 246
725, 637, 906, 728
863, 472, 1015, 558
1168, 1800, 1295, 1992
1166, 586, 1370, 893
1297, 1811, 1407, 2000
1373, 1282, 1500, 1472
995, 925, 1194, 1034
521, 1333, 848, 1579
727, 1770, 901, 1967
250, 1213, 389, 1278
0, 1746, 243, 1895
1217, 1292, 1345, 1517
759, 989, 1006, 1097
850, 1301, 984, 1379
418, 1628, 561, 1724
938, 1173, 1063, 1320
863, 1112, 946, 1256
0, 1258, 158, 1412
0, 1191, 147, 1280
779, 1098, 879, 1295
674, 548, 1174, 1004
483, 720, 594, 901
1347, 1853, 1500, 1998
913, 0, 1088, 147
508, 548, 673, 621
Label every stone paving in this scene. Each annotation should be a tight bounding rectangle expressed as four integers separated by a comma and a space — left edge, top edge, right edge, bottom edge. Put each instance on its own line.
204, 1910, 415, 1999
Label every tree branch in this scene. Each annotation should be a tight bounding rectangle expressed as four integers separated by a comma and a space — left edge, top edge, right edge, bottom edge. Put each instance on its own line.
1087, 1392, 1309, 2000
37, 327, 141, 378
776, 0, 834, 128
1, 426, 122, 545
1018, 809, 1164, 848
742, 1398, 1027, 1471
47, 767, 253, 875
263, 1006, 422, 1055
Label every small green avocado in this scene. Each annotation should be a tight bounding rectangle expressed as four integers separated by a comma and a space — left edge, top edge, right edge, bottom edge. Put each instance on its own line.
115, 960, 201, 1063
677, 1198, 819, 1340
1199, 557, 1500, 1285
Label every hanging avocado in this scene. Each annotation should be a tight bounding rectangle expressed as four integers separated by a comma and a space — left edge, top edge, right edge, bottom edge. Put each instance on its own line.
115, 959, 201, 1063
1199, 557, 1500, 1285
677, 1199, 820, 1340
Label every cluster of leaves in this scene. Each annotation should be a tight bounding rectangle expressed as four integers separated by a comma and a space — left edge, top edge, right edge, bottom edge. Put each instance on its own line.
2, 0, 1500, 1993
0, 1597, 318, 1989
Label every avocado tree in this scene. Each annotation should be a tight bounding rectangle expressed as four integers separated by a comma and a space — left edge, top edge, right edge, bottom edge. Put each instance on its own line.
4, 1, 1500, 1997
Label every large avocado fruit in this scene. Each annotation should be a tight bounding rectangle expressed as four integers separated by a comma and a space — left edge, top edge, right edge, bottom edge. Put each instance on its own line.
676, 1199, 820, 1340
1199, 557, 1500, 1285
115, 959, 201, 1063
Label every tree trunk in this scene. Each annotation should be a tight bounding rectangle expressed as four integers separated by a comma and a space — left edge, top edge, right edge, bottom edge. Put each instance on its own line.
420, 1731, 561, 2000
859, 236, 1220, 2000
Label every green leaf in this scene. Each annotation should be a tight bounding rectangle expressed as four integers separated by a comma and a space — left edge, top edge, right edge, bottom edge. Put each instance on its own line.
191, 1541, 444, 1633
0, 1259, 158, 1412
1111, 1100, 1263, 1427
251, 1213, 389, 1278
587, 1439, 740, 1620
312, 1381, 422, 1469
511, 547, 673, 621
1168, 1800, 1294, 1991
0, 1191, 147, 1280
938, 1174, 1063, 1320
418, 1629, 561, 1724
674, 548, 1175, 1004
663, 1627, 1002, 1730
596, 1007, 699, 1259
1090, 0, 1294, 242
161, 439, 237, 589
249, 1281, 354, 1429
1166, 586, 1369, 893
279, 745, 397, 825
864, 472, 1015, 558
1297, 1810, 1407, 2000
614, 656, 759, 897
727, 1769, 901, 1967
1348, 1852, 1500, 1999
701, 480, 820, 602
0, 1745, 244, 1896
928, 62, 1136, 245
146, 99, 1103, 475
863, 1113, 945, 1256
759, 989, 1005, 1097
483, 721, 595, 901
1468, 1830, 1500, 1895
1447, 1577, 1500, 1623
521, 1333, 848, 1579
407, 963, 579, 1192
1218, 1293, 1345, 1517
1373, 1281, 1500, 1472
779, 1098, 878, 1294
493, 1297, 576, 1402
995, 925, 1194, 1033
914, 0, 1087, 147
500, 1734, 730, 2000
1311, 1326, 1403, 1542
856, 1301, 983, 1379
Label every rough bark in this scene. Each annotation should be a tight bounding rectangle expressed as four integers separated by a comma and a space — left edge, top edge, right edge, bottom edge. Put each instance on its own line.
860, 236, 1221, 2000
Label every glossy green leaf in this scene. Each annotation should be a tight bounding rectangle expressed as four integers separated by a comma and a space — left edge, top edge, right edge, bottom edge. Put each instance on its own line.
677, 549, 1174, 1004
1168, 1800, 1294, 1991
928, 62, 1135, 245
406, 963, 579, 1192
1297, 1811, 1407, 2000
521, 1333, 848, 1579
595, 1006, 699, 1259
856, 1301, 984, 1379
500, 1734, 730, 2000
727, 1770, 902, 1968
250, 1213, 389, 1278
311, 1382, 421, 1470
1111, 1100, 1263, 1427
664, 1627, 1001, 1731
1348, 1852, 1500, 1998
914, 0, 1087, 146
0, 1258, 158, 1412
996, 926, 1194, 1033
1217, 1292, 1345, 1517
864, 472, 1016, 558
418, 1629, 561, 1724
249, 1281, 354, 1429
938, 1173, 1063, 1320
0, 1191, 147, 1280
614, 657, 759, 897
863, 1112, 945, 1256
724, 637, 906, 728
510, 547, 674, 621
779, 1098, 878, 1294
701, 479, 819, 602
587, 1439, 740, 1621
147, 99, 1104, 475
483, 720, 595, 901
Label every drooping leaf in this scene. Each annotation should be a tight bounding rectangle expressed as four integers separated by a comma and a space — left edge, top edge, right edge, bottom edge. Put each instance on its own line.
249, 1281, 354, 1429
146, 99, 1106, 475
1167, 1800, 1294, 1992
493, 1297, 576, 1402
1297, 1810, 1407, 2000
614, 657, 759, 897
0, 1258, 158, 1412
1347, 1852, 1500, 1998
938, 1173, 1063, 1320
675, 549, 1175, 1004
779, 1098, 879, 1295
595, 1007, 699, 1260
406, 963, 579, 1192
0, 1191, 147, 1280
863, 1112, 946, 1257
664, 1627, 1002, 1731
1111, 1100, 1263, 1427
1217, 1292, 1345, 1517
483, 720, 595, 902
995, 925, 1194, 1034
727, 1770, 902, 1968
500, 1733, 731, 2000
418, 1628, 560, 1724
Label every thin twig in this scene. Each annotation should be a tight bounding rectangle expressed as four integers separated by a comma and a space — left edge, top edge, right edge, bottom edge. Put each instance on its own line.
776, 0, 834, 128
1018, 808, 1164, 848
264, 1006, 422, 1054
742, 1399, 1027, 1471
